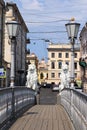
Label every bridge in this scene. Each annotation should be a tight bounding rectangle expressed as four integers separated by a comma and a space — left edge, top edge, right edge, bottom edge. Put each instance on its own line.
0, 87, 87, 130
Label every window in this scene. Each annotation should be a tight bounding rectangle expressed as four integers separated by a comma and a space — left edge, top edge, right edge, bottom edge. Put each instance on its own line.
58, 61, 62, 69
46, 73, 48, 79
58, 53, 62, 58
74, 53, 77, 58
58, 73, 61, 78
75, 73, 77, 78
65, 53, 69, 58
74, 62, 77, 69
51, 53, 55, 58
51, 62, 55, 69
51, 73, 55, 78
40, 73, 44, 79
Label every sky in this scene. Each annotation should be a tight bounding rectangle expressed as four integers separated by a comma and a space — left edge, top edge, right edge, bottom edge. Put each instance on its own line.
5, 0, 87, 61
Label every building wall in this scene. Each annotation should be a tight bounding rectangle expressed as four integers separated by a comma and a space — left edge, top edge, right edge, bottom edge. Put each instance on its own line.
38, 59, 48, 85
80, 24, 87, 93
47, 43, 81, 85
4, 2, 29, 86
0, 0, 6, 87
0, 0, 5, 65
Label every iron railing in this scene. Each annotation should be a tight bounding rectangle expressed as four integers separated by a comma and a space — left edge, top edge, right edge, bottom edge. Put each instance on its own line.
0, 87, 36, 129
61, 88, 87, 130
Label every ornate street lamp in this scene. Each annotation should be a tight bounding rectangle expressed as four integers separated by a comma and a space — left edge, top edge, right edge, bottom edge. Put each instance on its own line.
6, 20, 20, 87
65, 21, 80, 87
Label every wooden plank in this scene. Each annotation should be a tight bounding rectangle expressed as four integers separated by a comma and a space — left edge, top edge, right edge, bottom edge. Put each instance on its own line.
9, 105, 74, 130
52, 105, 57, 120
41, 119, 48, 130
34, 119, 43, 130
47, 119, 52, 130
53, 119, 58, 130
23, 118, 34, 130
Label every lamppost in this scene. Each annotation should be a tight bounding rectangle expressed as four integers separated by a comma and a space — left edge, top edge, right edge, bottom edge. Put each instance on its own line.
6, 20, 19, 87
65, 20, 80, 87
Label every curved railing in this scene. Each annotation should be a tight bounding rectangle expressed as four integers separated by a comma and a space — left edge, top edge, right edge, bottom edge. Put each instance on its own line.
61, 88, 87, 130
0, 87, 36, 129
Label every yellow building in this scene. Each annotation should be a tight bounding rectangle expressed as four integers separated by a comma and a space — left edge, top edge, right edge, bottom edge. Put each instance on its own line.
47, 43, 81, 85
38, 59, 48, 85
4, 2, 29, 86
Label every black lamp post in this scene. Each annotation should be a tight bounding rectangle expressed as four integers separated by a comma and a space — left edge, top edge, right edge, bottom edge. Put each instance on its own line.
65, 21, 80, 87
6, 20, 19, 87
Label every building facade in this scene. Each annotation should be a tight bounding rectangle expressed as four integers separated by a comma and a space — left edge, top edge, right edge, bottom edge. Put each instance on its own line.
79, 23, 87, 93
38, 58, 48, 85
0, 0, 6, 87
4, 2, 29, 86
0, 0, 5, 66
47, 43, 81, 85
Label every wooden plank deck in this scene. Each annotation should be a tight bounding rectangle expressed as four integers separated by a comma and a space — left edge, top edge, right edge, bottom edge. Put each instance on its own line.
9, 105, 75, 130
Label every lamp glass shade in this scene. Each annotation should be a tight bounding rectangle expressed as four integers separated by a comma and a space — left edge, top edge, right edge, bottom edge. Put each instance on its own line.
65, 23, 80, 39
6, 21, 19, 38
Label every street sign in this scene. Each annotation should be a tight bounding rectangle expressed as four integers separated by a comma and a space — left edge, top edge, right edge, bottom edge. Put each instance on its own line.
0, 68, 4, 73
0, 71, 6, 78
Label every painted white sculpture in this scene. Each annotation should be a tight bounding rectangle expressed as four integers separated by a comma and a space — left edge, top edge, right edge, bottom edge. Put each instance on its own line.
59, 64, 70, 91
26, 64, 38, 90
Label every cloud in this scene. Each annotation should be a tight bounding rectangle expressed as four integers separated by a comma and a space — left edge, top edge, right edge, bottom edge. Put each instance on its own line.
20, 0, 44, 10
14, 0, 87, 24
18, 0, 87, 34
4, 0, 87, 60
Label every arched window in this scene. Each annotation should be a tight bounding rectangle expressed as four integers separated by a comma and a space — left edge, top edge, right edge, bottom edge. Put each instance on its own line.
40, 73, 44, 79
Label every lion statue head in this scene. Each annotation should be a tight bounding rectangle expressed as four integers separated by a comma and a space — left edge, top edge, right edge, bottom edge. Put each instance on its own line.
28, 64, 36, 74
61, 64, 69, 74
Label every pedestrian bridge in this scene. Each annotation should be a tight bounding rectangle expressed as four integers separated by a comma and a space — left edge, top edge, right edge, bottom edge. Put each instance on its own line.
0, 87, 87, 130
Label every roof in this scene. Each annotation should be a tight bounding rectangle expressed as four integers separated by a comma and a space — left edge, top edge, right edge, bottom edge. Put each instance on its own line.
6, 2, 29, 33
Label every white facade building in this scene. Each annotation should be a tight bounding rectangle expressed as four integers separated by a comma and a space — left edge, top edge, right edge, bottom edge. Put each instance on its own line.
46, 43, 81, 85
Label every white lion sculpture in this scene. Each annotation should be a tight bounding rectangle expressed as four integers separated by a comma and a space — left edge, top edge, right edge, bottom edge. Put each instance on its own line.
59, 64, 70, 92
26, 64, 38, 90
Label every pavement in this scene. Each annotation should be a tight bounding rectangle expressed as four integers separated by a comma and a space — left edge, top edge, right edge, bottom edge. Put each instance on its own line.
40, 87, 58, 105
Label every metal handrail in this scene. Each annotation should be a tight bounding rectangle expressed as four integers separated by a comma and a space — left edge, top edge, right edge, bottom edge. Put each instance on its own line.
0, 87, 36, 129
61, 88, 87, 130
